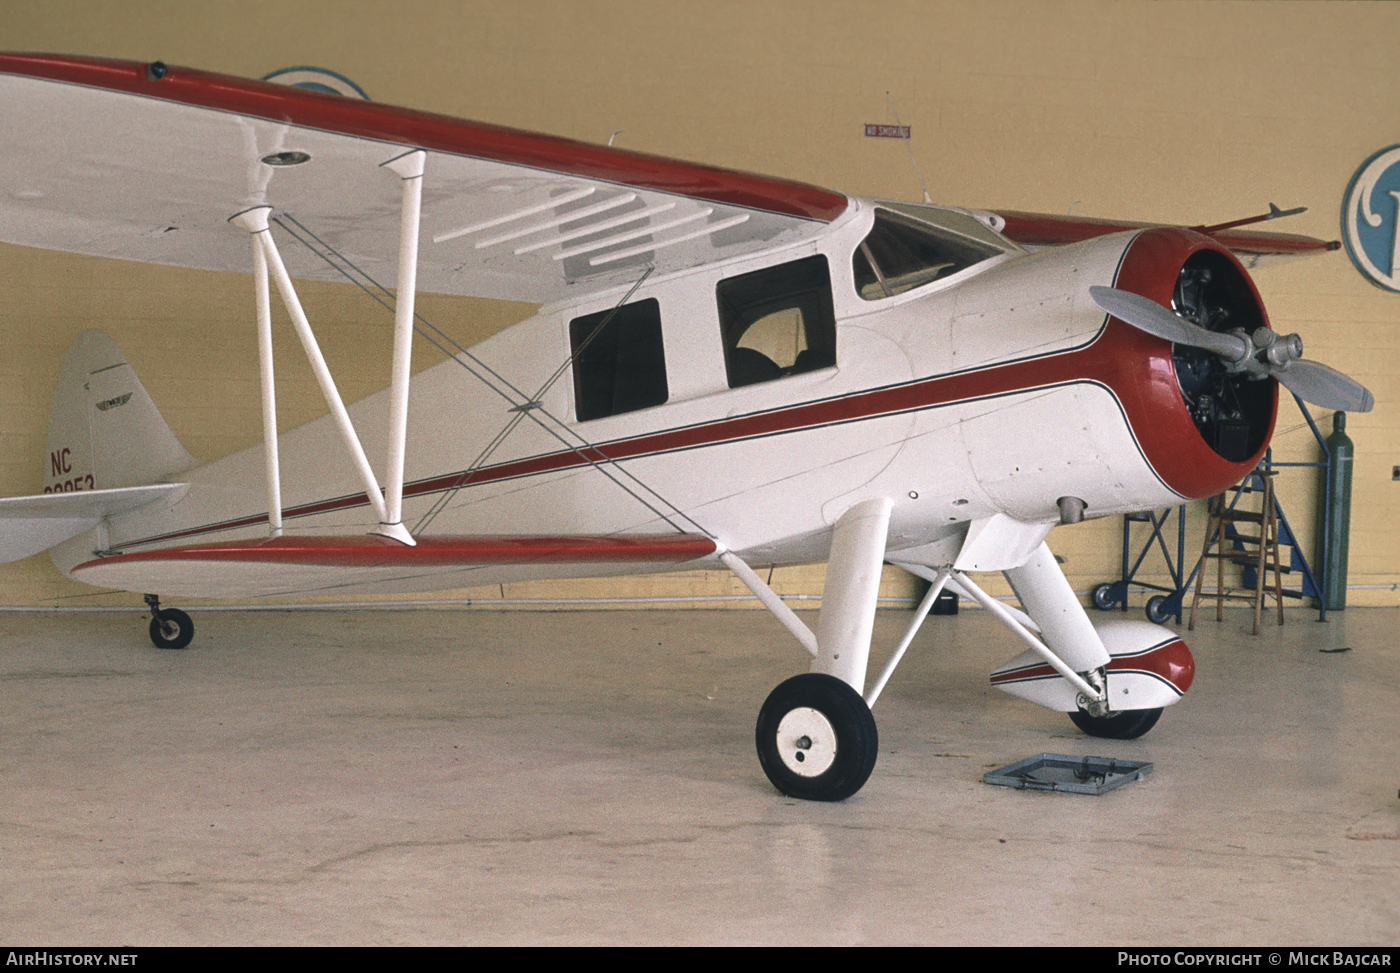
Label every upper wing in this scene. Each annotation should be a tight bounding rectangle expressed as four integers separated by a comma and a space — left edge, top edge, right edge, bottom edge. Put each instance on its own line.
993, 210, 1339, 264
0, 54, 847, 303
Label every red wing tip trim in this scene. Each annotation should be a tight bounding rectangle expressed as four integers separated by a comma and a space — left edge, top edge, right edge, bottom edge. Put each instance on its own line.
0, 52, 848, 223
994, 210, 1338, 256
75, 533, 717, 571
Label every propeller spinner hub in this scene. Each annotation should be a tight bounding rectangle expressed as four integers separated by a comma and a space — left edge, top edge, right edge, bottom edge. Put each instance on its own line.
1262, 332, 1304, 368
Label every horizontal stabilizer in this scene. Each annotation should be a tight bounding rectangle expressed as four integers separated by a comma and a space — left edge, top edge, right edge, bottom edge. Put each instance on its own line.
70, 532, 718, 598
0, 483, 187, 563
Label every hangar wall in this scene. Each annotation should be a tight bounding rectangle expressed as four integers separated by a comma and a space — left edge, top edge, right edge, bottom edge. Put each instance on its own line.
2, 0, 1396, 610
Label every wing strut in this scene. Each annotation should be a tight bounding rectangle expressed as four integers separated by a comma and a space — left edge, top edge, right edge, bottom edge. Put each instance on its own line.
230, 158, 425, 545
231, 203, 396, 538
250, 223, 282, 536
380, 150, 426, 538
720, 550, 818, 657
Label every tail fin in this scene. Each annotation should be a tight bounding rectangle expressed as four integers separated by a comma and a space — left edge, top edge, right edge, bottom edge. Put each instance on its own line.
45, 330, 196, 492
0, 331, 195, 564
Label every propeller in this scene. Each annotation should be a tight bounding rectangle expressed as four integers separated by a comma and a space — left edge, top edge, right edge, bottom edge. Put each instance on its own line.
1089, 285, 1373, 414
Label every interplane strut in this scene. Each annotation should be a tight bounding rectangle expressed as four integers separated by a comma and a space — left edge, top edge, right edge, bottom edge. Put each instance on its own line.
380, 150, 427, 539
229, 150, 429, 547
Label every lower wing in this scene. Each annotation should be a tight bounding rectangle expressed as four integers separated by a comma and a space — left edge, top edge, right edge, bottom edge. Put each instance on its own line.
70, 533, 719, 598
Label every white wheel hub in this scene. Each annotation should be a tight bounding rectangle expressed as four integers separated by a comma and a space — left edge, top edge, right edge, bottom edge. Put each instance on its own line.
774, 706, 837, 777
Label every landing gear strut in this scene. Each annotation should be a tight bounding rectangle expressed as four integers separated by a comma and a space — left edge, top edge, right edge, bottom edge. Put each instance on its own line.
144, 594, 193, 650
730, 499, 894, 801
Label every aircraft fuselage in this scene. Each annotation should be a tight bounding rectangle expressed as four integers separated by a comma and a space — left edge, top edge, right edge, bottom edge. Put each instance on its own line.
56, 199, 1276, 599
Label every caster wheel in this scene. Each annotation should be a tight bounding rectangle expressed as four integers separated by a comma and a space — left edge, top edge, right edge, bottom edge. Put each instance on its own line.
1091, 583, 1118, 611
1145, 595, 1172, 624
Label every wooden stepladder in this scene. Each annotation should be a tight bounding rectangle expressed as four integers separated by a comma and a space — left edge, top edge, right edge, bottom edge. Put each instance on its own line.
1188, 469, 1285, 635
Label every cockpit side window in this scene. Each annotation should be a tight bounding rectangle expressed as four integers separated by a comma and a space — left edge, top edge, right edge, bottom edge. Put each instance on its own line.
853, 208, 1004, 301
716, 255, 836, 388
570, 298, 668, 421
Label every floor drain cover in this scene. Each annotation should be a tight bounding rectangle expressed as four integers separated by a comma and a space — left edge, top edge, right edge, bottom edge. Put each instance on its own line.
984, 753, 1152, 795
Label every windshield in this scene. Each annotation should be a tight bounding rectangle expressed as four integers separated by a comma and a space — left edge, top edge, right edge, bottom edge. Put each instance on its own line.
853, 207, 1008, 300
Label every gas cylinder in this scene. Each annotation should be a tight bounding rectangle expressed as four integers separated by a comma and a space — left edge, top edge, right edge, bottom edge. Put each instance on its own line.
1319, 412, 1354, 611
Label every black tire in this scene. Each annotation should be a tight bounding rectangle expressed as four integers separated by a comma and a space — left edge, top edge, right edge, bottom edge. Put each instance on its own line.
1091, 583, 1117, 611
1145, 595, 1172, 624
755, 673, 878, 801
149, 607, 194, 650
1068, 706, 1162, 740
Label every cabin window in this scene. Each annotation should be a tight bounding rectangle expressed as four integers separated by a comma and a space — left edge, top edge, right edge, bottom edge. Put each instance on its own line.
570, 298, 668, 421
853, 207, 1004, 301
717, 255, 836, 388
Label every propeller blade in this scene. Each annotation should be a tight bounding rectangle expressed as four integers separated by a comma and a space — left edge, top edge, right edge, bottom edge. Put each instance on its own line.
1275, 360, 1375, 413
1089, 286, 1375, 414
1088, 286, 1248, 361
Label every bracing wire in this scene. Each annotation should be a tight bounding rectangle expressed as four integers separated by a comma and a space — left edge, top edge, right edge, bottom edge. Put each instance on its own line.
268, 213, 710, 538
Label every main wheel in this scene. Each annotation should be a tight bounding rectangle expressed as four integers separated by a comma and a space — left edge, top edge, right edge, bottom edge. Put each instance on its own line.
1091, 583, 1118, 611
149, 607, 194, 650
756, 673, 878, 801
1068, 706, 1162, 740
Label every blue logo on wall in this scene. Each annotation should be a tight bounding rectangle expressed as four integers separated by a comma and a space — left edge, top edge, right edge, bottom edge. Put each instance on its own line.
1342, 144, 1400, 292
262, 67, 370, 101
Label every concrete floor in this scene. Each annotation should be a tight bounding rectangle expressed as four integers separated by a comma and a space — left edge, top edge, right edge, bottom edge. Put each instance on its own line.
1, 604, 1396, 945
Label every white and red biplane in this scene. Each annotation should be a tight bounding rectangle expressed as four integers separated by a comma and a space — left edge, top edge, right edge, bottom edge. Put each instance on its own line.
0, 54, 1373, 800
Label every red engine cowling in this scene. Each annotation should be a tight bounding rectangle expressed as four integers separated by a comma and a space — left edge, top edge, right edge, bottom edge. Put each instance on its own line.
1104, 227, 1279, 500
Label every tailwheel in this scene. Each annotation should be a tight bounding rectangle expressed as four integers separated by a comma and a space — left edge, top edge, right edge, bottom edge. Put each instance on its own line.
756, 673, 878, 801
1068, 706, 1162, 740
145, 594, 193, 650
